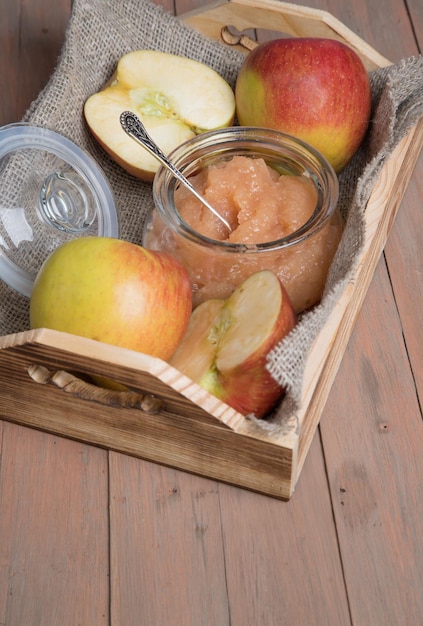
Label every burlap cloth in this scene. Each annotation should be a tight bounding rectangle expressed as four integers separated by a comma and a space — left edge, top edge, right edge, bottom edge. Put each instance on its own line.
1, 0, 422, 431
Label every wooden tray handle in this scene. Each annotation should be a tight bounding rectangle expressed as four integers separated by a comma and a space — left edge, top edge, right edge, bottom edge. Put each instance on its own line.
27, 363, 164, 414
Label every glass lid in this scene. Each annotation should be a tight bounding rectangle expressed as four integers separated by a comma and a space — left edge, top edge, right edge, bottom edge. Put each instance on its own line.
0, 123, 119, 297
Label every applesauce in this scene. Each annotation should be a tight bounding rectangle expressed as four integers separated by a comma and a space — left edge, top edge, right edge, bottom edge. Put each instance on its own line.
144, 127, 342, 314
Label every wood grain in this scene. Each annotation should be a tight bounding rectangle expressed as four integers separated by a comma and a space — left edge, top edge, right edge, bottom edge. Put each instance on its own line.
407, 0, 423, 43
0, 3, 109, 624
218, 435, 351, 625
0, 424, 109, 624
109, 433, 351, 626
0, 0, 71, 125
382, 9, 423, 428
385, 161, 423, 408
322, 258, 423, 623
311, 0, 423, 623
109, 455, 231, 626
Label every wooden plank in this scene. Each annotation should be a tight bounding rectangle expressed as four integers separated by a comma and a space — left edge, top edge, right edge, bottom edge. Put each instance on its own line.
108, 429, 350, 625
383, 0, 423, 426
0, 0, 20, 125
0, 1, 110, 624
385, 153, 423, 407
312, 0, 423, 622
321, 258, 423, 624
152, 0, 176, 11
408, 0, 423, 43
109, 454, 231, 625
0, 0, 71, 125
218, 434, 351, 625
0, 423, 110, 624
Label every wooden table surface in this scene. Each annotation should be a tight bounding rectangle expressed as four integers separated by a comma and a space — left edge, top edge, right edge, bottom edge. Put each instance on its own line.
1, 0, 422, 624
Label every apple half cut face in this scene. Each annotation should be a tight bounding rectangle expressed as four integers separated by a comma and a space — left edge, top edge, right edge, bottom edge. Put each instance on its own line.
170, 270, 297, 418
84, 50, 236, 181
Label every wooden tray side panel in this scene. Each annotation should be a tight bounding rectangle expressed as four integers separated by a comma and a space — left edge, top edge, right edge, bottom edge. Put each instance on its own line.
182, 0, 391, 68
0, 336, 296, 499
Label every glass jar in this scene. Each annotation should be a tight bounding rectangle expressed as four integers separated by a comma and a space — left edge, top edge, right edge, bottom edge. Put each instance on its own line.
143, 127, 342, 314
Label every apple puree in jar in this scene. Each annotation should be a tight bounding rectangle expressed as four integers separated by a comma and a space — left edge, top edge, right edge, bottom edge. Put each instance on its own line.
146, 155, 343, 313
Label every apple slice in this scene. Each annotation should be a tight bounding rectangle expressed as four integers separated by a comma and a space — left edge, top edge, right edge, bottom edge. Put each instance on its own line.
170, 270, 297, 418
84, 50, 236, 181
170, 298, 225, 382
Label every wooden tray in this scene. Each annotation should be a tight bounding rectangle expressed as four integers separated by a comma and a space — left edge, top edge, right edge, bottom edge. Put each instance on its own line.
1, 0, 422, 500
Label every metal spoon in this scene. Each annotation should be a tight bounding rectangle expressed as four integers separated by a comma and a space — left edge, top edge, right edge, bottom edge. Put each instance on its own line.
119, 111, 232, 233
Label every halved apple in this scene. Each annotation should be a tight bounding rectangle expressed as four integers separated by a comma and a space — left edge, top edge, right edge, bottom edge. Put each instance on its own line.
84, 50, 236, 181
170, 298, 225, 382
170, 270, 297, 418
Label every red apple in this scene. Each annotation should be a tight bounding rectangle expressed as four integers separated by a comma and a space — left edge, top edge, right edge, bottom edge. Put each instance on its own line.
170, 270, 297, 417
235, 37, 372, 172
30, 237, 193, 361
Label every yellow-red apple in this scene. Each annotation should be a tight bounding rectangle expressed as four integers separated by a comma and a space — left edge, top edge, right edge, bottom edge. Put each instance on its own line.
170, 270, 297, 417
235, 37, 372, 172
84, 50, 236, 181
30, 237, 192, 361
